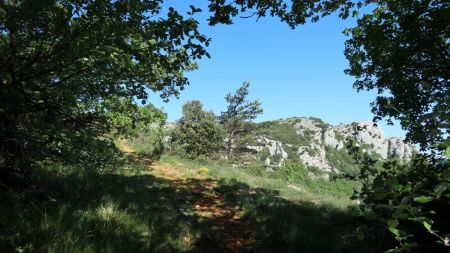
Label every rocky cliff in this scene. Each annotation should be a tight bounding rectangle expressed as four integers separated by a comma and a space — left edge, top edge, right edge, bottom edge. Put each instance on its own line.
247, 117, 416, 174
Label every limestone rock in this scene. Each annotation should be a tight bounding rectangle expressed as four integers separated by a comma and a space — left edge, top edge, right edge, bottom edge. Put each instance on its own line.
246, 117, 416, 175
247, 137, 288, 168
333, 121, 415, 160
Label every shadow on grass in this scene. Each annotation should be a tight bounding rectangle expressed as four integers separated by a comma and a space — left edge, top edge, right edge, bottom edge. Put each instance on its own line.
213, 179, 373, 253
0, 154, 374, 253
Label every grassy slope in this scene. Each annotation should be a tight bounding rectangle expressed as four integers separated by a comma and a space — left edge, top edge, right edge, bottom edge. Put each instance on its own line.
0, 145, 372, 253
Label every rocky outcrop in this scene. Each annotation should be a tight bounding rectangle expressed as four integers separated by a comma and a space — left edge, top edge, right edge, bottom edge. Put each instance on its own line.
323, 129, 344, 150
388, 137, 415, 160
247, 117, 416, 173
247, 137, 288, 168
333, 121, 415, 160
298, 143, 334, 173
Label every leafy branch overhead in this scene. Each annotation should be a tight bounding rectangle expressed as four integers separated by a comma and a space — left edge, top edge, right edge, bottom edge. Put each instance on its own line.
0, 0, 211, 188
207, 0, 368, 27
344, 0, 450, 152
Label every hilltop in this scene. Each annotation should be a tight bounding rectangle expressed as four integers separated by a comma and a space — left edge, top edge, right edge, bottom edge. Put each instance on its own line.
244, 117, 415, 173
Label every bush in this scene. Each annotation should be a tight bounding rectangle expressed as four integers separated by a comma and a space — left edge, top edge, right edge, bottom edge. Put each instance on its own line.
349, 147, 450, 252
120, 104, 167, 160
169, 100, 224, 159
275, 161, 308, 183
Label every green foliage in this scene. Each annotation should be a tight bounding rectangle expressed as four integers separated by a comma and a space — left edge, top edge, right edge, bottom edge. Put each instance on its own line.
220, 82, 263, 155
170, 100, 223, 159
207, 0, 363, 27
344, 0, 449, 151
341, 1, 450, 252
243, 162, 268, 177
270, 160, 358, 200
343, 137, 450, 252
262, 121, 312, 147
350, 153, 450, 252
107, 100, 167, 138
258, 147, 271, 162
334, 131, 345, 141
276, 161, 308, 183
123, 105, 167, 160
325, 145, 357, 175
0, 0, 211, 187
309, 117, 331, 131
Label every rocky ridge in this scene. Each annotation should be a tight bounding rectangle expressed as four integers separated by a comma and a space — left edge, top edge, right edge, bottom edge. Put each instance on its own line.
247, 117, 416, 173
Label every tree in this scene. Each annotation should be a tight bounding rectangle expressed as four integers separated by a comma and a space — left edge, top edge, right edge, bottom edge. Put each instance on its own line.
220, 82, 263, 155
170, 100, 223, 159
341, 1, 450, 252
109, 101, 167, 159
206, 0, 362, 27
344, 0, 449, 152
0, 1, 210, 188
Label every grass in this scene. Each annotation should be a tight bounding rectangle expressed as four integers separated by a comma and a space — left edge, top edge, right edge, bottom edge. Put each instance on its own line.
1, 145, 373, 253
325, 146, 359, 175
1, 159, 202, 252
159, 155, 370, 252
160, 155, 358, 210
259, 121, 313, 148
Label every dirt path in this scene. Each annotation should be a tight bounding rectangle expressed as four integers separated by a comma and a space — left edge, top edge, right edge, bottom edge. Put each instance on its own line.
118, 140, 255, 252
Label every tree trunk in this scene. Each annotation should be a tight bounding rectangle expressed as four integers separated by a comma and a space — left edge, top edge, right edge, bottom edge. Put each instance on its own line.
0, 139, 34, 191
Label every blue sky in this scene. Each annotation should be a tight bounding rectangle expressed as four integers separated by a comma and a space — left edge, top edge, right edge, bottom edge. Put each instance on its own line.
151, 1, 405, 138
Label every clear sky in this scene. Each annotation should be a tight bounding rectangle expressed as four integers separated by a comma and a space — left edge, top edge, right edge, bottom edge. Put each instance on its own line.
150, 1, 405, 138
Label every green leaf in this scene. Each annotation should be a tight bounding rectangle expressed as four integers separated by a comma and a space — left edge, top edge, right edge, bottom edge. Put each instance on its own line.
387, 219, 399, 228
444, 146, 450, 159
392, 211, 408, 219
388, 227, 400, 237
422, 221, 432, 232
442, 169, 450, 180
356, 229, 365, 241
414, 196, 434, 203
374, 191, 390, 200
392, 184, 403, 191
434, 183, 448, 197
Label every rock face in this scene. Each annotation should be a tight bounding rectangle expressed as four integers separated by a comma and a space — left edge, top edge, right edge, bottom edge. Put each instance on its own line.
247, 117, 416, 173
247, 137, 288, 167
334, 121, 414, 160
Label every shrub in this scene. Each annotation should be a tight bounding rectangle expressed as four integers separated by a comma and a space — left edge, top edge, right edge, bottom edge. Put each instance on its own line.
348, 144, 450, 252
276, 161, 308, 183
169, 100, 223, 159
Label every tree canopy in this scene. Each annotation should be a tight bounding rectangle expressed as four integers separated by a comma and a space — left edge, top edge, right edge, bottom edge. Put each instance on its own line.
207, 0, 365, 27
220, 82, 263, 155
0, 0, 210, 187
344, 0, 449, 152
